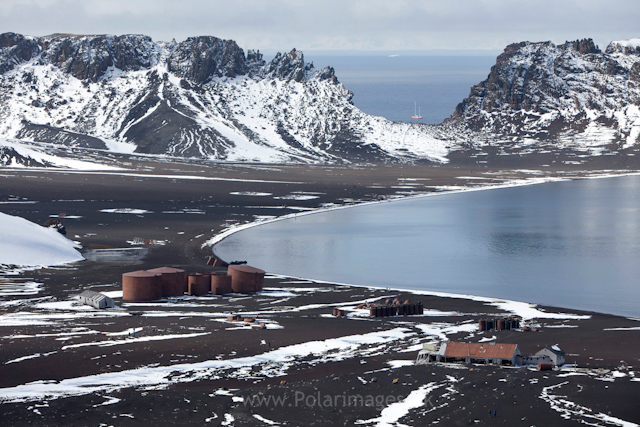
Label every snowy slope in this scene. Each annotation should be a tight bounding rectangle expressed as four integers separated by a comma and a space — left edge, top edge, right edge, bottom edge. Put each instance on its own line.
0, 138, 120, 169
0, 33, 447, 164
0, 212, 84, 267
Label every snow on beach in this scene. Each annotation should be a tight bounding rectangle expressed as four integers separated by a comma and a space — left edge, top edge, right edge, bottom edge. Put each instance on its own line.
0, 212, 83, 269
0, 328, 414, 403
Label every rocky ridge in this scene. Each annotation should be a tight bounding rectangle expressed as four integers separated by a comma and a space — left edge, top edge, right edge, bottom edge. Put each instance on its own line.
0, 33, 447, 164
446, 38, 640, 165
1, 33, 640, 166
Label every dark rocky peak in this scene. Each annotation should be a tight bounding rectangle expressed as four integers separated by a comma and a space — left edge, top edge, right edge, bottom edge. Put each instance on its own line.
605, 39, 640, 55
264, 48, 314, 82
563, 38, 600, 54
245, 49, 266, 75
167, 36, 247, 84
0, 32, 40, 73
38, 34, 159, 82
315, 65, 339, 83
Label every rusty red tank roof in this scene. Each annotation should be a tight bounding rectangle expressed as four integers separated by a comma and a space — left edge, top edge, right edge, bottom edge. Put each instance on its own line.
123, 270, 161, 277
228, 265, 265, 274
444, 342, 519, 359
147, 266, 185, 274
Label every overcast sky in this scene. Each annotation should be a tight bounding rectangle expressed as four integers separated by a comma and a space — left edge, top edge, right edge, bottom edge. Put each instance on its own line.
1, 0, 638, 54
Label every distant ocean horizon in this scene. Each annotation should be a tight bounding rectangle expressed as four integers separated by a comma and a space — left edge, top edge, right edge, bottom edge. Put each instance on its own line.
306, 55, 497, 124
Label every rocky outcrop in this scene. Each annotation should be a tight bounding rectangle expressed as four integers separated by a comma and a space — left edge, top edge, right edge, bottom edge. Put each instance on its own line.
0, 145, 50, 167
448, 38, 640, 156
168, 36, 247, 83
40, 34, 159, 82
0, 33, 40, 74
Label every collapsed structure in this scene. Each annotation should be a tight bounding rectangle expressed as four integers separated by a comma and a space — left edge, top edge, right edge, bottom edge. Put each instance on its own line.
122, 264, 265, 301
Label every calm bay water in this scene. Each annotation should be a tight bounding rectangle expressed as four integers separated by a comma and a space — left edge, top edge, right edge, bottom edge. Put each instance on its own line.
214, 176, 640, 318
307, 55, 497, 124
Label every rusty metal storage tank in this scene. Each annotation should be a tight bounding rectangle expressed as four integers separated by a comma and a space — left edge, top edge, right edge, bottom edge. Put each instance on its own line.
479, 319, 487, 331
497, 319, 506, 331
211, 273, 233, 295
227, 265, 265, 293
147, 267, 187, 297
122, 270, 162, 301
188, 273, 211, 296
537, 362, 553, 371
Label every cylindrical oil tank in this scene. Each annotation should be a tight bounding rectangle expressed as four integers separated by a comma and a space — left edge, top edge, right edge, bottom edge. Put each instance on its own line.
211, 273, 233, 295
122, 270, 162, 301
513, 318, 520, 329
374, 306, 381, 317
537, 362, 553, 371
479, 320, 487, 331
486, 320, 495, 330
188, 273, 210, 296
417, 301, 424, 314
397, 305, 405, 316
497, 319, 506, 331
147, 267, 187, 297
228, 265, 265, 293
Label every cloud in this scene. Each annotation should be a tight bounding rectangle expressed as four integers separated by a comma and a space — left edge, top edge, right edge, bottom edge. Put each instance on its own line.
0, 0, 639, 52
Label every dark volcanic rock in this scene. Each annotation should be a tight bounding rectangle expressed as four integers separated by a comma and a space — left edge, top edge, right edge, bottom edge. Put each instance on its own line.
449, 37, 640, 151
168, 36, 247, 83
0, 33, 40, 74
40, 34, 158, 82
16, 123, 108, 149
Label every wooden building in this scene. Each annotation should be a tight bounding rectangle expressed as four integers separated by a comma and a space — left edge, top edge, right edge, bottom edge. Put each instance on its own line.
78, 290, 115, 309
416, 341, 522, 366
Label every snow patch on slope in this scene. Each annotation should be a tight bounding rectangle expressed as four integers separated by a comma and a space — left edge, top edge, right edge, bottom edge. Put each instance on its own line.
0, 212, 84, 268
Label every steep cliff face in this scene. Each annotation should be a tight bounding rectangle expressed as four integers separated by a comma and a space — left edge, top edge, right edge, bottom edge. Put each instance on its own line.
0, 32, 448, 163
449, 38, 640, 156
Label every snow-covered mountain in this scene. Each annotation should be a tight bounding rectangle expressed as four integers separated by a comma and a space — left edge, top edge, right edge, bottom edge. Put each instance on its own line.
446, 38, 640, 160
0, 33, 447, 164
1, 33, 640, 166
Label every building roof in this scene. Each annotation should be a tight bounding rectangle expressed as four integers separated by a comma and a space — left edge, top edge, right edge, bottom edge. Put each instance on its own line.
444, 342, 519, 359
540, 345, 565, 356
79, 290, 112, 302
79, 290, 103, 298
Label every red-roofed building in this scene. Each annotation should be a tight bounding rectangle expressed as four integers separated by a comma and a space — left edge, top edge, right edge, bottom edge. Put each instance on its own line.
416, 341, 522, 366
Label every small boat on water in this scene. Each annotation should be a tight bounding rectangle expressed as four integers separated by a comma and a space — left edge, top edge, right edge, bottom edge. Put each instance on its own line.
411, 102, 423, 120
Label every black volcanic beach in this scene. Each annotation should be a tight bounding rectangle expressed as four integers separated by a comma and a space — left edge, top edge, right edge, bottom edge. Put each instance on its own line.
0, 157, 639, 426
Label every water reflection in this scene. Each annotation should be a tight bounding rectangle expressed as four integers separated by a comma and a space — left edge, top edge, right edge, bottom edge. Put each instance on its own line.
214, 176, 640, 317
